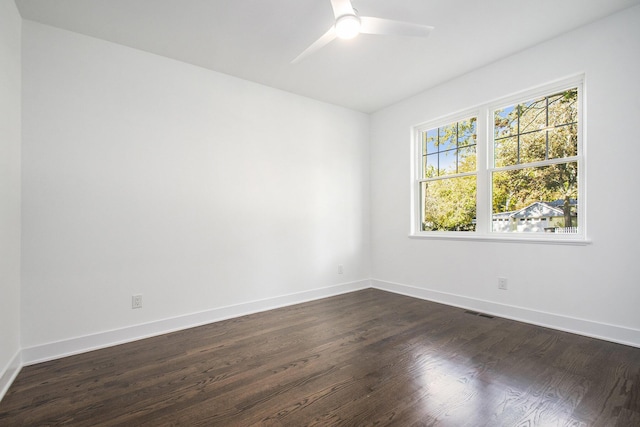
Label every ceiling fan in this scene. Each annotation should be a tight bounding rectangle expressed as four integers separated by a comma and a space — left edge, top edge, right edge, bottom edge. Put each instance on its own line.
292, 0, 434, 64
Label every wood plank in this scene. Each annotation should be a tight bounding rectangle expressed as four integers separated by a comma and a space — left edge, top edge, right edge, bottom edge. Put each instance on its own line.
1, 289, 638, 426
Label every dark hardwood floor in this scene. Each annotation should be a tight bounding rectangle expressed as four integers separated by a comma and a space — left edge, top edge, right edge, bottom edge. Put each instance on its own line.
1, 289, 639, 426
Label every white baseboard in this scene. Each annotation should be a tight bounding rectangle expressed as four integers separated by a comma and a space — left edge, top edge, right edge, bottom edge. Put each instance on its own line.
372, 279, 640, 348
0, 350, 22, 403
22, 280, 371, 366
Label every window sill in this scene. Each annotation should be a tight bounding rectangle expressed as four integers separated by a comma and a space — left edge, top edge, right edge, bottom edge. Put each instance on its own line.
409, 232, 591, 246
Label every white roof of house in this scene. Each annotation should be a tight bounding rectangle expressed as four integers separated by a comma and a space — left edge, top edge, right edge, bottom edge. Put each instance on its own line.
511, 202, 564, 218
493, 201, 565, 220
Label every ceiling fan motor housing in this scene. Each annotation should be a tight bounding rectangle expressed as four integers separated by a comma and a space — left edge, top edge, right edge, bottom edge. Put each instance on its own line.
335, 14, 361, 39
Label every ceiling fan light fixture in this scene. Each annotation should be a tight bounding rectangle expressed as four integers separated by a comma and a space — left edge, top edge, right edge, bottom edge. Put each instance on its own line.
291, 0, 434, 64
335, 14, 361, 39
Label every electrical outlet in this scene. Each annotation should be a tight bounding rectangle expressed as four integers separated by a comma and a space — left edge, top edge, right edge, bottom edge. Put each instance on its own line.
132, 294, 143, 309
338, 264, 344, 274
498, 277, 508, 290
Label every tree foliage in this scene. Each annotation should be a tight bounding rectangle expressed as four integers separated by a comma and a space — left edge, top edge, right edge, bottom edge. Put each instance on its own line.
422, 175, 476, 231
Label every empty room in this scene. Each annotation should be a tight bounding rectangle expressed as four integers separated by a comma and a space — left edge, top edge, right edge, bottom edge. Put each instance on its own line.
1, 0, 639, 425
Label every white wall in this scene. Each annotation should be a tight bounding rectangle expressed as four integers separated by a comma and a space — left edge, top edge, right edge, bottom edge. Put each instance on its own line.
21, 21, 370, 354
370, 6, 640, 346
0, 0, 22, 397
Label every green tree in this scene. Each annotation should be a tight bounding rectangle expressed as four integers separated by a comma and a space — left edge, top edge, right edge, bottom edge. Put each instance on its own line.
423, 175, 476, 231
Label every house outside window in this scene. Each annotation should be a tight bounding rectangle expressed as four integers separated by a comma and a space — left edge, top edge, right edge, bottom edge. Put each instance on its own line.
412, 76, 585, 243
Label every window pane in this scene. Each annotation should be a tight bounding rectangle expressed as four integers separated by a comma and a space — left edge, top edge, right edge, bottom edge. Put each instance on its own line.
458, 145, 476, 173
549, 124, 577, 159
438, 124, 457, 152
494, 105, 515, 139
520, 130, 546, 163
492, 162, 578, 234
424, 128, 438, 154
439, 149, 457, 175
495, 136, 517, 167
424, 154, 438, 178
458, 117, 477, 147
421, 176, 477, 231
548, 89, 578, 126
519, 98, 547, 134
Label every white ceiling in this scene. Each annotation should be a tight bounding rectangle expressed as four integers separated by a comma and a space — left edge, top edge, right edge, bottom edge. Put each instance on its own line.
15, 0, 640, 113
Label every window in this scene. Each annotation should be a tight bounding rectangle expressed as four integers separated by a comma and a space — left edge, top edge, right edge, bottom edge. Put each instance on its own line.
412, 76, 585, 242
492, 88, 579, 235
419, 117, 477, 231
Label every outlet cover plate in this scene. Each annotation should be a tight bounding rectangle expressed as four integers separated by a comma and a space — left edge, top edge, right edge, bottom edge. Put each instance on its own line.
132, 294, 143, 309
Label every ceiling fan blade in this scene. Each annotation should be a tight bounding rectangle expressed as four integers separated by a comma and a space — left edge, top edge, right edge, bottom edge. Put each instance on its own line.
291, 26, 337, 64
330, 0, 355, 19
360, 16, 434, 38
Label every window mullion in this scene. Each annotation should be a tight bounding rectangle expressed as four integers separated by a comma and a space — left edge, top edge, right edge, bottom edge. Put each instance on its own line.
492, 156, 580, 173
476, 107, 490, 234
545, 95, 550, 160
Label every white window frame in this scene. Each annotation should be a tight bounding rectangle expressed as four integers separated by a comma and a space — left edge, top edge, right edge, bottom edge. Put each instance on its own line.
410, 75, 588, 245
